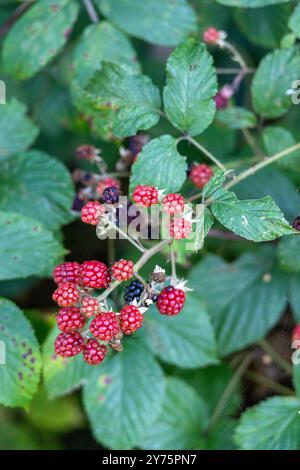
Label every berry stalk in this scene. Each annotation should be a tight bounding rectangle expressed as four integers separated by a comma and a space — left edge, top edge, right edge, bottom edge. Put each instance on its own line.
97, 239, 171, 302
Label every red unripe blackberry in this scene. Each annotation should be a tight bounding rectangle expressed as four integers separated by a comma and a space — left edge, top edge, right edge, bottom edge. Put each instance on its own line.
54, 332, 84, 357
292, 324, 300, 344
132, 185, 159, 207
52, 282, 80, 307
157, 286, 186, 316
81, 201, 106, 225
81, 296, 100, 318
97, 177, 120, 196
53, 262, 81, 285
189, 163, 213, 189
80, 260, 111, 289
203, 27, 220, 44
56, 307, 85, 333
162, 193, 185, 215
111, 259, 134, 281
83, 339, 107, 365
169, 218, 192, 239
119, 305, 143, 335
90, 311, 120, 341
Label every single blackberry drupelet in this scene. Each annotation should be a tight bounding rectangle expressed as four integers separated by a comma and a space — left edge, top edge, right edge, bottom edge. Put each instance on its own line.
102, 186, 120, 204
124, 280, 144, 304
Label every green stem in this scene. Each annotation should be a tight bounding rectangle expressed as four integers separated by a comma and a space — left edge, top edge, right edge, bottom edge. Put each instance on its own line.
98, 239, 170, 301
226, 142, 300, 190
186, 136, 226, 170
107, 220, 145, 253
170, 246, 177, 279
245, 371, 294, 396
206, 354, 252, 432
242, 128, 264, 158
258, 339, 292, 375
82, 0, 99, 23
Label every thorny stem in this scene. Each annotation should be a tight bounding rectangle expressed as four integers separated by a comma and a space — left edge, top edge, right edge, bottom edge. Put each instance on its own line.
82, 0, 99, 23
206, 353, 253, 432
258, 339, 292, 375
185, 136, 226, 170
98, 239, 171, 301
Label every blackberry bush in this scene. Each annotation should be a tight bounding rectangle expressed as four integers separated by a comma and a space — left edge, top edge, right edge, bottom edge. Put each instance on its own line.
1, 0, 300, 454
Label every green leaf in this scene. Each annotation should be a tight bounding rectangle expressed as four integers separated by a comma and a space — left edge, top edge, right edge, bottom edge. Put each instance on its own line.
293, 364, 300, 397
130, 135, 187, 193
95, 0, 197, 46
234, 4, 291, 48
217, 0, 292, 7
2, 0, 79, 79
211, 191, 295, 242
189, 250, 289, 355
0, 212, 65, 280
83, 61, 161, 138
0, 151, 74, 231
163, 39, 217, 136
289, 2, 300, 38
262, 126, 300, 172
83, 339, 165, 450
178, 364, 241, 416
43, 327, 91, 399
142, 377, 208, 450
235, 396, 300, 450
141, 292, 218, 368
0, 99, 38, 159
28, 388, 84, 432
216, 107, 257, 129
278, 235, 300, 272
72, 22, 139, 89
234, 167, 300, 221
0, 298, 41, 409
289, 274, 300, 322
251, 47, 300, 118
205, 419, 238, 450
202, 169, 228, 201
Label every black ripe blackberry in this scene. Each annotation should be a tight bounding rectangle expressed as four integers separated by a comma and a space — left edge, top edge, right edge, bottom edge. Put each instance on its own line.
102, 186, 120, 204
124, 280, 144, 304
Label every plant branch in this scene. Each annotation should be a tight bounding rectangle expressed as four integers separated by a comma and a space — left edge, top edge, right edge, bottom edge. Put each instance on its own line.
258, 339, 292, 375
170, 246, 177, 279
206, 353, 252, 432
106, 220, 145, 253
185, 136, 226, 170
82, 0, 99, 23
98, 239, 170, 301
245, 371, 294, 396
0, 1, 34, 38
226, 142, 300, 191
242, 128, 264, 158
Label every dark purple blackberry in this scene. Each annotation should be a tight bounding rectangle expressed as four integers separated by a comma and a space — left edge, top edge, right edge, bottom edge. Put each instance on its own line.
124, 280, 144, 304
293, 216, 300, 232
72, 195, 85, 212
102, 186, 120, 204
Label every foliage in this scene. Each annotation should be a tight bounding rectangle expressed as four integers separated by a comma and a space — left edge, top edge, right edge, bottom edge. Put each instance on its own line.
0, 0, 300, 452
